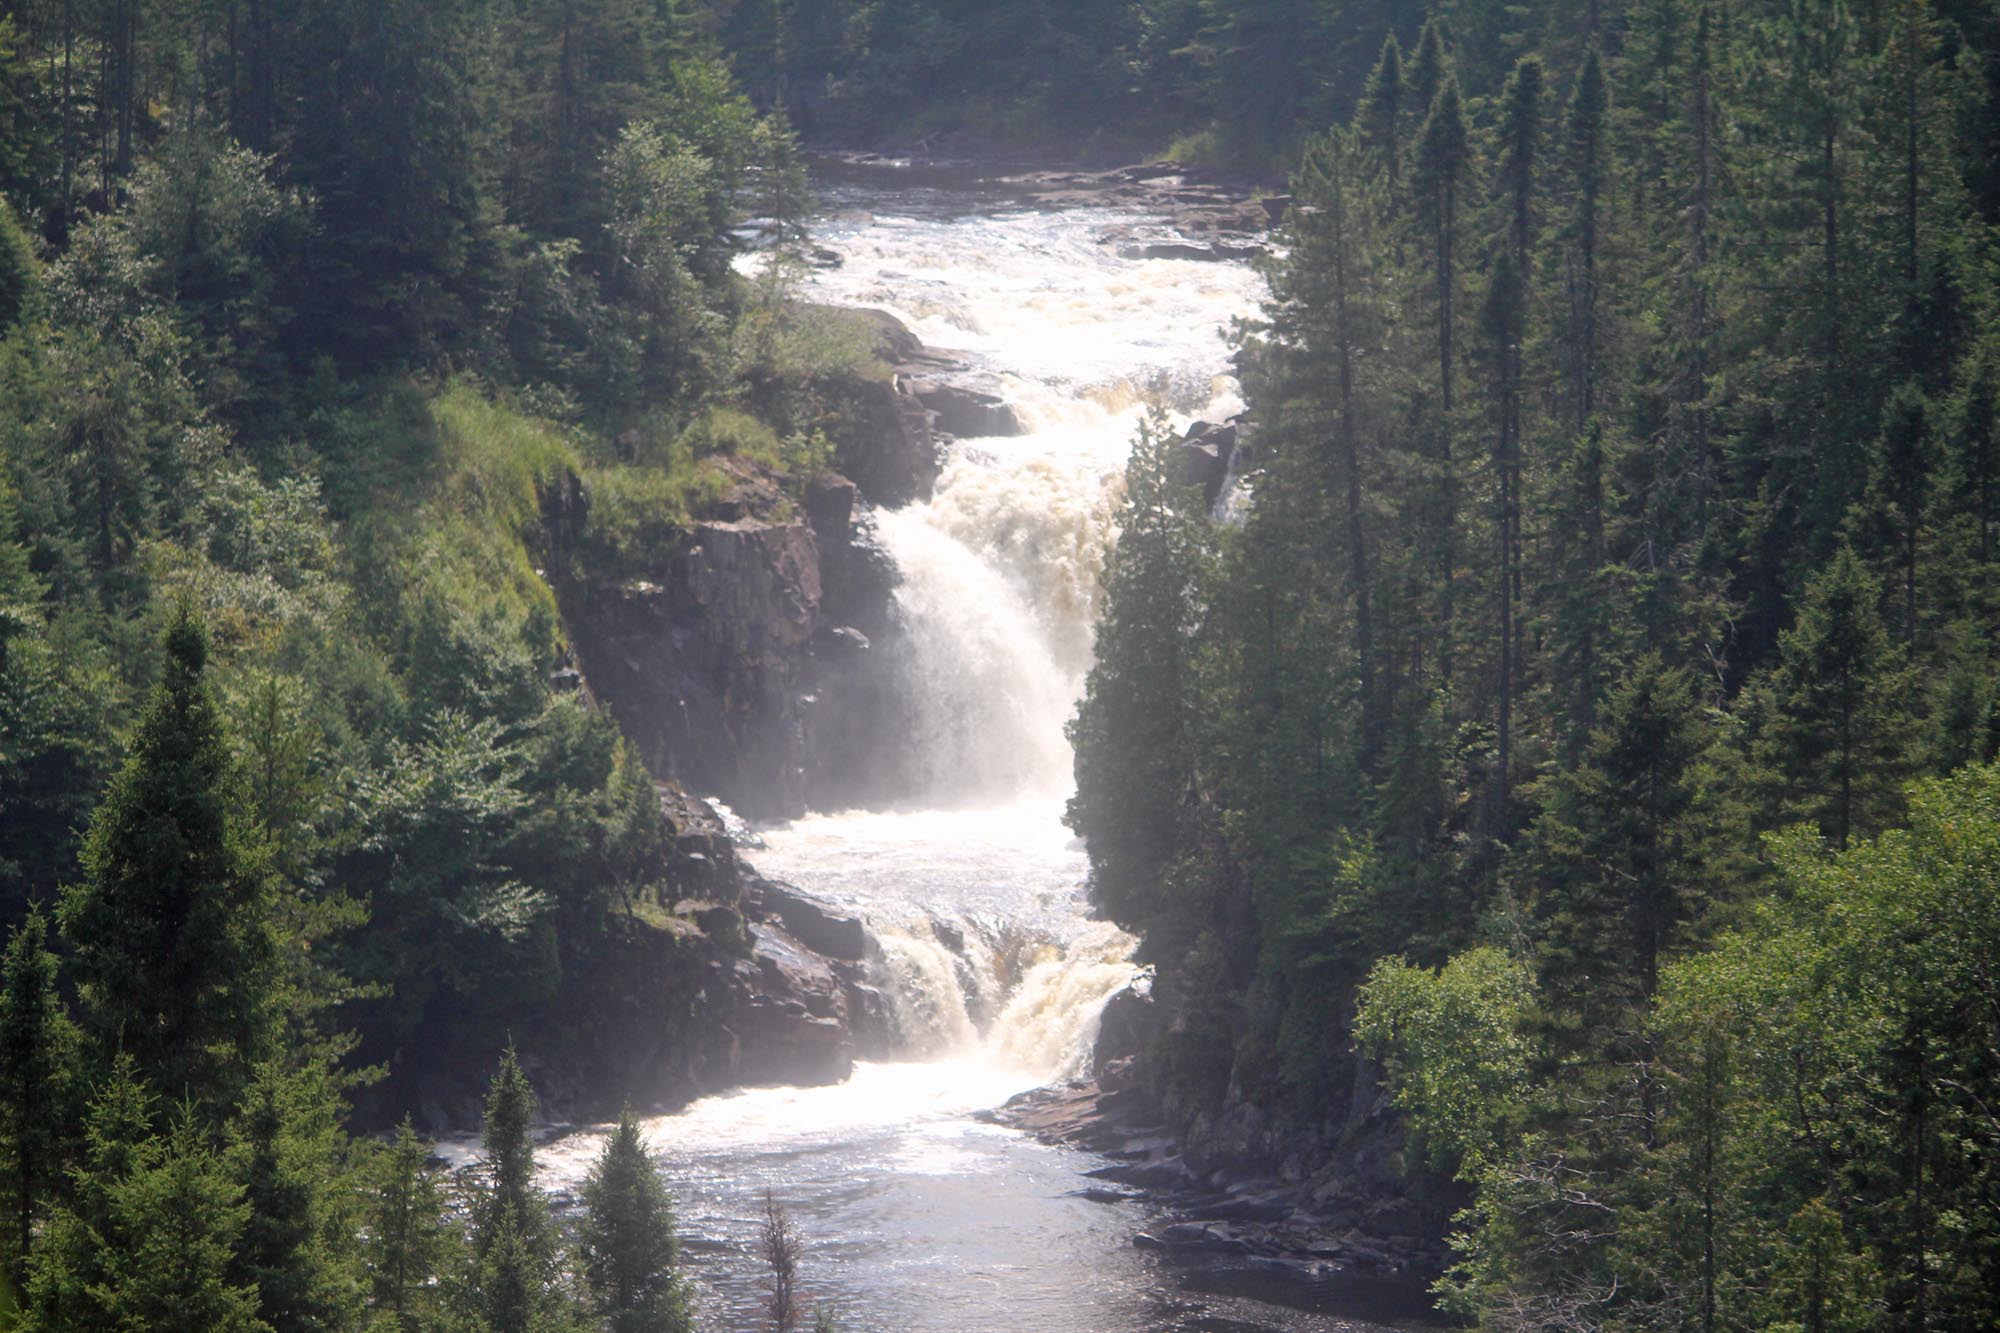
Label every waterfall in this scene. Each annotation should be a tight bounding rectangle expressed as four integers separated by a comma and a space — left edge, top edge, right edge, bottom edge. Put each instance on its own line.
512, 167, 1315, 1333
874, 924, 980, 1055
872, 448, 1116, 805
747, 182, 1266, 1088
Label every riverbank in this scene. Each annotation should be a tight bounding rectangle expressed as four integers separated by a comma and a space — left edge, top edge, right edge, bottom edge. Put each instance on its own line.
507, 153, 1411, 1331
993, 1077, 1450, 1327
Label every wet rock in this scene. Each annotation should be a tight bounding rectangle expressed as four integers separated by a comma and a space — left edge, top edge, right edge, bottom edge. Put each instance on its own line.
1093, 985, 1155, 1077
839, 305, 926, 364
1205, 1190, 1297, 1223
561, 450, 908, 819
802, 307, 942, 508
816, 624, 871, 658
565, 516, 818, 819
735, 923, 859, 1086
756, 880, 870, 962
805, 472, 860, 533
1177, 421, 1239, 510
1086, 1157, 1196, 1190
657, 782, 743, 898
907, 379, 1022, 438
802, 479, 905, 809
1118, 240, 1266, 263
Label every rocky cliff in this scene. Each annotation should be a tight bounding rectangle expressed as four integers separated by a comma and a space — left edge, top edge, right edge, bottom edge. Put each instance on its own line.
358, 309, 973, 1132
550, 310, 965, 821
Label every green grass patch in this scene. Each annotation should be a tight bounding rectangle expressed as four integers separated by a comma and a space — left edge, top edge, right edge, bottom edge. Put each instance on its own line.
1161, 125, 1230, 168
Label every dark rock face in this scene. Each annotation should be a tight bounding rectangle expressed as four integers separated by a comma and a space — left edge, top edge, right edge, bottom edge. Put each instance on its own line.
556, 462, 910, 820
908, 378, 1022, 438
751, 878, 869, 962
557, 311, 960, 820
800, 473, 908, 809
1178, 420, 1239, 510
996, 1077, 1442, 1324
368, 778, 886, 1134
564, 516, 822, 820
822, 373, 940, 509
1117, 240, 1266, 264
981, 980, 1457, 1322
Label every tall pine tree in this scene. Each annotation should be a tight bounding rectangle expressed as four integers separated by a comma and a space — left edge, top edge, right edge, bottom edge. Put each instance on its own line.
579, 1108, 692, 1333
58, 601, 278, 1112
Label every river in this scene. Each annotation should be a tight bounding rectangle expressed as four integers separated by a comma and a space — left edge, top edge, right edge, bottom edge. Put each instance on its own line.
529, 158, 1419, 1333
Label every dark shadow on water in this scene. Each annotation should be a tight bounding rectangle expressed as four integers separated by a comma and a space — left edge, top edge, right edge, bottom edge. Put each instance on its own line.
1168, 1258, 1451, 1331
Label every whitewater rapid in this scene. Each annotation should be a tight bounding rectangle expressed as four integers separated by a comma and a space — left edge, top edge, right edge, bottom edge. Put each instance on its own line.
518, 161, 1391, 1333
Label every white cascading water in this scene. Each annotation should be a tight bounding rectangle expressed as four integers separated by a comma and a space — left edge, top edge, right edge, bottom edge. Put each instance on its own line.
518, 166, 1373, 1333
745, 191, 1262, 1078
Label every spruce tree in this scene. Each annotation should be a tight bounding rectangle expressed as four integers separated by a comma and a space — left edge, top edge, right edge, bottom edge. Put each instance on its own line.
469, 1047, 573, 1333
1753, 547, 1909, 847
1486, 55, 1544, 834
1870, 380, 1931, 646
226, 1061, 365, 1333
1544, 421, 1614, 763
579, 1109, 692, 1333
1358, 35, 1405, 187
1415, 74, 1470, 675
1408, 19, 1447, 119
91, 1114, 270, 1332
1523, 655, 1734, 1033
1946, 352, 1997, 570
1278, 125, 1385, 763
0, 907, 79, 1287
0, 198, 35, 333
1564, 46, 1608, 426
363, 1122, 452, 1332
24, 1063, 267, 1333
58, 602, 278, 1111
1066, 412, 1211, 930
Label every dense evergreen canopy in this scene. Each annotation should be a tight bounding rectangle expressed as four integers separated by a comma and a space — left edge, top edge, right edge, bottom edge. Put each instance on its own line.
0, 0, 1991, 1326
1064, 0, 2000, 1326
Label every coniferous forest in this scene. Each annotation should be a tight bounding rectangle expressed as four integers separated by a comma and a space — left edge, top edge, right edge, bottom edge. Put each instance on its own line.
1066, 1, 2000, 1330
0, 0, 1994, 1330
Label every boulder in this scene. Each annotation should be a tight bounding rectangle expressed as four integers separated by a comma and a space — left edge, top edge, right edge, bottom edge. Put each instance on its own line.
907, 379, 1022, 438
1177, 420, 1239, 509
734, 924, 858, 1086
756, 880, 870, 962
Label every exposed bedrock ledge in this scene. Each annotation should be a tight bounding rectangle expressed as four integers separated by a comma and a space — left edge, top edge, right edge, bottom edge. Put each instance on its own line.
366, 782, 886, 1134
551, 309, 972, 821
991, 984, 1453, 1325
564, 515, 821, 821
553, 476, 904, 820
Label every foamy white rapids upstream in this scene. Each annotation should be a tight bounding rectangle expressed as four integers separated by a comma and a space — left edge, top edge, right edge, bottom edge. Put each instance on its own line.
521, 161, 1413, 1333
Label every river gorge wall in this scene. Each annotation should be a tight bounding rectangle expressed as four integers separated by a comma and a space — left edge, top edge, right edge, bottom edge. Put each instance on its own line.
359, 310, 963, 1131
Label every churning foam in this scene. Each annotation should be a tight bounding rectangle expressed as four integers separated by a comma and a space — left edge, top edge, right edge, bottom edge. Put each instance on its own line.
741, 183, 1263, 1090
